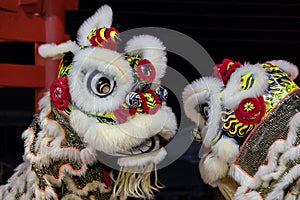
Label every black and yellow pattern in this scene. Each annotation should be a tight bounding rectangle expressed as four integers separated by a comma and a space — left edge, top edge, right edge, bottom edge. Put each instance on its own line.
241, 73, 256, 90
58, 51, 74, 78
262, 62, 298, 112
220, 109, 255, 146
215, 62, 298, 147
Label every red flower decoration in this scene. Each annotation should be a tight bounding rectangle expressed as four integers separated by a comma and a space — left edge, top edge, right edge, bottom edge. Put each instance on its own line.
234, 96, 266, 125
50, 77, 70, 110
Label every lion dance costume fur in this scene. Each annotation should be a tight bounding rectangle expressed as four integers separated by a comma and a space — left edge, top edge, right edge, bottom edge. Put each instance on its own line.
0, 5, 177, 200
183, 58, 300, 199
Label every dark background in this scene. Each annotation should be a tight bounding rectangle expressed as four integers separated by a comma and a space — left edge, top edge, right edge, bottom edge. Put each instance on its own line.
0, 0, 300, 199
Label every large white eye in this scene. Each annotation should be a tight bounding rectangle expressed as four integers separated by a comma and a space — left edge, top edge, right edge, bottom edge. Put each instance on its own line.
87, 71, 115, 97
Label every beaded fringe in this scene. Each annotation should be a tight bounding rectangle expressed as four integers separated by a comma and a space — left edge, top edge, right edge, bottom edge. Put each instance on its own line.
111, 162, 163, 200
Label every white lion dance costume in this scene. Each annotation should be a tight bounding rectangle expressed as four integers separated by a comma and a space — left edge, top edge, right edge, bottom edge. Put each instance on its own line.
183, 58, 300, 199
0, 5, 177, 200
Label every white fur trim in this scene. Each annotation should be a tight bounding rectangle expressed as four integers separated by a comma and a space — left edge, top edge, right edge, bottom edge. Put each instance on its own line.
43, 163, 88, 188
230, 112, 300, 196
229, 163, 253, 186
284, 193, 297, 200
77, 5, 113, 46
223, 63, 268, 110
70, 105, 177, 154
124, 34, 167, 84
213, 137, 239, 164
247, 113, 300, 189
38, 92, 51, 114
79, 146, 97, 165
268, 60, 299, 80
234, 186, 264, 200
265, 165, 300, 200
117, 148, 167, 167
33, 186, 57, 200
63, 176, 110, 196
279, 146, 300, 171
38, 40, 80, 59
69, 109, 98, 135
182, 76, 223, 147
229, 139, 287, 188
0, 162, 29, 198
286, 112, 300, 146
61, 194, 82, 200
69, 47, 134, 113
200, 153, 228, 186
198, 153, 218, 187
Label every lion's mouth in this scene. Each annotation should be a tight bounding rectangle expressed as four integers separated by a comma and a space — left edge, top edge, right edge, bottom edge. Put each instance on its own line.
112, 135, 165, 157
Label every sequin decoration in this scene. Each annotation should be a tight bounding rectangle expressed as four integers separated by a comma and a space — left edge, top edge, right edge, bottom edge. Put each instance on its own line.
235, 89, 300, 177
28, 108, 112, 199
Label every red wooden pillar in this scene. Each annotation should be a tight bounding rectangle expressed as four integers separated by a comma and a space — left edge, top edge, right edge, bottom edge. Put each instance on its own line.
35, 0, 66, 111
0, 0, 78, 112
45, 0, 65, 85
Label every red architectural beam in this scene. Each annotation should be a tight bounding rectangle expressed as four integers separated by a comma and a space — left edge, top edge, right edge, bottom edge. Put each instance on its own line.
0, 0, 78, 111
0, 63, 45, 88
0, 11, 46, 42
0, 0, 23, 12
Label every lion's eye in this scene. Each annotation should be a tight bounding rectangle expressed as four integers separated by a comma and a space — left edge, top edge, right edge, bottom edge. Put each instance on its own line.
196, 103, 209, 121
87, 71, 115, 97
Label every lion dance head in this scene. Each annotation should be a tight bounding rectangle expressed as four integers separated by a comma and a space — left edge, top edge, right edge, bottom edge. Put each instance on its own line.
183, 58, 300, 199
0, 5, 177, 200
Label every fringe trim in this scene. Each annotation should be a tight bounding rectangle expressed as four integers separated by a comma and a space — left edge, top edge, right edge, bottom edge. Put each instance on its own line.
63, 176, 110, 196
229, 164, 253, 186
112, 163, 163, 199
265, 164, 300, 200
61, 194, 82, 200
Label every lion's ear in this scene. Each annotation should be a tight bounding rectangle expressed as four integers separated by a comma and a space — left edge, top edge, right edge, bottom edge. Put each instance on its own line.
76, 4, 113, 47
222, 63, 269, 110
267, 60, 299, 80
182, 76, 223, 147
124, 34, 167, 84
38, 40, 79, 59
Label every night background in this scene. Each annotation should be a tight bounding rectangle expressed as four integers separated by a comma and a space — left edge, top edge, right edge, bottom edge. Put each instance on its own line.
0, 0, 299, 199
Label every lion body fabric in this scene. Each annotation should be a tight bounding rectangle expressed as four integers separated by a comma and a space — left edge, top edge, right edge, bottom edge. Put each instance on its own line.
0, 102, 112, 200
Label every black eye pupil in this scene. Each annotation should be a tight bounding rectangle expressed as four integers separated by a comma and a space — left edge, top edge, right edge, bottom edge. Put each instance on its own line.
96, 77, 111, 94
87, 70, 115, 98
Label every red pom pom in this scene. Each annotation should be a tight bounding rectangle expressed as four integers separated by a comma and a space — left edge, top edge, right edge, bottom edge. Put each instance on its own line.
50, 77, 70, 110
215, 58, 242, 85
